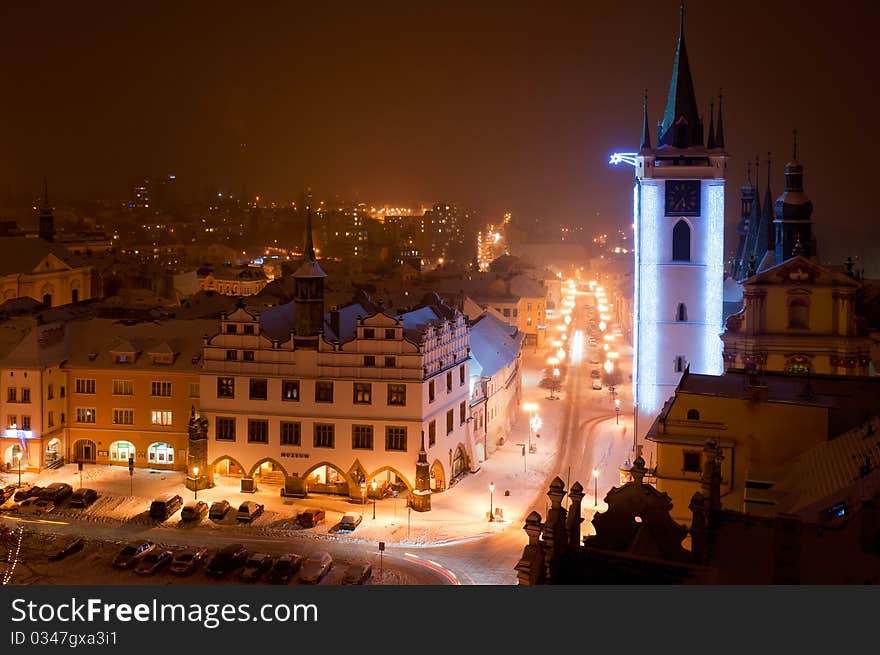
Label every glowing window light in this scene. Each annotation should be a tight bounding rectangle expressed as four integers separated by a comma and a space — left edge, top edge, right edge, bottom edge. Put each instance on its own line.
556, 348, 566, 360
604, 360, 614, 374
564, 315, 572, 325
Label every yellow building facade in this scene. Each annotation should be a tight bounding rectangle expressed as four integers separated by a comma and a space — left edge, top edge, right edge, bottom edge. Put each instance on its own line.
0, 237, 92, 307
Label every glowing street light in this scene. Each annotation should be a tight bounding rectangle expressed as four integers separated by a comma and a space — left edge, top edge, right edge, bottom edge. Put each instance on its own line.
556, 348, 566, 361
192, 465, 200, 500
488, 481, 495, 522
598, 321, 607, 332
371, 479, 378, 519
604, 360, 614, 374
16, 450, 23, 488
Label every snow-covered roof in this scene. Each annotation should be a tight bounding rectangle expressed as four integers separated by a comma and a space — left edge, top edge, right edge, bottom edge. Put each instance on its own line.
469, 311, 522, 379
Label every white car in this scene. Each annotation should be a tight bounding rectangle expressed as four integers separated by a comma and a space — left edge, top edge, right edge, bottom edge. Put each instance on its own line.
592, 379, 603, 390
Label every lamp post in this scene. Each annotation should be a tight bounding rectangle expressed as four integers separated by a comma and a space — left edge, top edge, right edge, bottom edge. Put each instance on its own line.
488, 481, 495, 521
16, 451, 23, 488
371, 480, 377, 519
593, 468, 599, 507
193, 466, 199, 501
360, 480, 367, 506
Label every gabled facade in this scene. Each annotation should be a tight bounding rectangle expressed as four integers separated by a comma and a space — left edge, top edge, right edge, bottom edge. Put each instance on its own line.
0, 237, 92, 307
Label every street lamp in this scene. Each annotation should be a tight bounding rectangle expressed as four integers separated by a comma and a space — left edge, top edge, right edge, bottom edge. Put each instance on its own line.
192, 466, 199, 500
371, 480, 377, 519
488, 481, 495, 522
592, 468, 599, 507
16, 451, 23, 488
360, 480, 367, 506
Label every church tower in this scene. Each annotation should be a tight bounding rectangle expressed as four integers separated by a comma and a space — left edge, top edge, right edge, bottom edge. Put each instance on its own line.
632, 3, 727, 436
774, 133, 814, 263
292, 203, 326, 348
39, 179, 55, 242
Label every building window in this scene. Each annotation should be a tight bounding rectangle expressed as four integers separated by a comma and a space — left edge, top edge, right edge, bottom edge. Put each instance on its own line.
385, 356, 396, 367
363, 355, 376, 367
280, 421, 301, 446
225, 350, 238, 360
109, 440, 135, 461
21, 388, 30, 403
352, 425, 374, 450
60, 385, 65, 398
527, 303, 532, 311
460, 401, 466, 425
148, 442, 175, 464
428, 380, 435, 403
216, 417, 236, 441
243, 351, 255, 361
527, 317, 532, 326
385, 329, 395, 339
189, 383, 200, 398
354, 382, 372, 404
21, 416, 31, 430
225, 324, 238, 334
363, 328, 375, 339
672, 220, 691, 262
75, 378, 96, 394
315, 381, 334, 403
151, 410, 173, 426
385, 426, 407, 452
313, 423, 335, 448
282, 380, 300, 401
76, 408, 96, 424
787, 296, 810, 329
112, 380, 133, 395
7, 388, 15, 402
113, 409, 134, 425
687, 409, 700, 421
151, 381, 172, 397
47, 411, 54, 427
676, 303, 688, 322
446, 372, 453, 392
683, 451, 701, 473
248, 419, 269, 444
387, 384, 406, 406
503, 308, 510, 317
47, 384, 54, 400
674, 356, 687, 373
249, 378, 268, 400
7, 415, 15, 428
243, 324, 255, 335
429, 420, 436, 447
446, 409, 454, 434
459, 365, 465, 386
217, 377, 235, 398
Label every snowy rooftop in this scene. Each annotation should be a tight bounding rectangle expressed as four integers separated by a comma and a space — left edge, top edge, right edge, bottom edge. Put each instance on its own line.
469, 311, 523, 379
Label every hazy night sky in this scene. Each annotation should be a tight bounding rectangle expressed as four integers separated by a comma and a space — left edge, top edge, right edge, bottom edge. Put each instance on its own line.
1, 1, 878, 268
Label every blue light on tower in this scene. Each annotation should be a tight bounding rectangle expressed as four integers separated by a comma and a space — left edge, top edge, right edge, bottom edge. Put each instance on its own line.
705, 184, 725, 374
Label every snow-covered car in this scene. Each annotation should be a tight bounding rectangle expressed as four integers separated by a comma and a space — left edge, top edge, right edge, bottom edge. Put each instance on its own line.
170, 547, 208, 575
591, 379, 603, 390
299, 551, 332, 584
239, 553, 273, 582
268, 554, 304, 584
69, 488, 99, 508
135, 550, 173, 576
180, 500, 208, 521
338, 513, 362, 532
112, 541, 155, 569
342, 561, 372, 585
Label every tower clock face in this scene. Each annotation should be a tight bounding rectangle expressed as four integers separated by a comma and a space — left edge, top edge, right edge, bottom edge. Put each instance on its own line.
665, 180, 701, 216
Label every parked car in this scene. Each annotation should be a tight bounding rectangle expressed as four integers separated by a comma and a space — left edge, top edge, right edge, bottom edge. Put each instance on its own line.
206, 543, 248, 578
239, 553, 273, 582
1, 485, 17, 503
112, 541, 156, 569
69, 488, 99, 508
135, 549, 173, 576
236, 501, 264, 523
16, 498, 45, 515
268, 554, 304, 585
342, 561, 373, 585
592, 379, 603, 390
209, 499, 231, 520
149, 494, 183, 520
338, 513, 362, 532
297, 508, 326, 528
14, 485, 42, 503
170, 547, 209, 575
299, 551, 332, 584
32, 498, 56, 515
180, 500, 208, 521
39, 482, 73, 503
590, 370, 601, 379
49, 536, 84, 561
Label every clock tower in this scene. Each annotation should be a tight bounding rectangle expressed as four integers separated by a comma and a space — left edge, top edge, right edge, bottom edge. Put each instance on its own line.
631, 3, 727, 439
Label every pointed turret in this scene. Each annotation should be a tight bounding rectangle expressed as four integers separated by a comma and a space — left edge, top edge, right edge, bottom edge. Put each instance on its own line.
741, 156, 761, 276
293, 197, 327, 346
715, 92, 725, 149
658, 2, 704, 148
774, 131, 814, 263
640, 90, 652, 151
731, 162, 753, 279
303, 202, 317, 263
706, 99, 716, 149
761, 152, 775, 251
38, 178, 55, 243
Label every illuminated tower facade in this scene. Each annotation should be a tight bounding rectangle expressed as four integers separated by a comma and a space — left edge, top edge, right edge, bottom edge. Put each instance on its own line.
631, 5, 727, 435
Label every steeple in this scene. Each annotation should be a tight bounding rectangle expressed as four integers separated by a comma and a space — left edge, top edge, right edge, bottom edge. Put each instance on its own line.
658, 1, 703, 149
715, 92, 725, 149
640, 90, 652, 150
706, 99, 716, 149
303, 201, 317, 262
38, 177, 55, 243
774, 130, 814, 263
293, 192, 326, 346
762, 152, 774, 251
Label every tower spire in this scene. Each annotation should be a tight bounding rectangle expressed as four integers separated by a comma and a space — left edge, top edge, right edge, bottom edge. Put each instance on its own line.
304, 193, 317, 262
792, 129, 798, 160
38, 177, 55, 243
658, 1, 702, 148
706, 98, 716, 149
43, 177, 49, 206
763, 152, 775, 251
640, 90, 652, 150
715, 91, 725, 149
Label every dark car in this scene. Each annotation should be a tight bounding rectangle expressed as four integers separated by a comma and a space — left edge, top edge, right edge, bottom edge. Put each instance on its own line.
239, 553, 273, 582
31, 498, 56, 515
112, 541, 156, 569
299, 551, 332, 584
1, 485, 16, 503
180, 500, 208, 521
342, 561, 373, 585
13, 486, 42, 503
236, 501, 264, 523
149, 494, 183, 520
297, 508, 326, 528
169, 547, 209, 575
268, 553, 304, 585
206, 543, 248, 578
69, 488, 99, 508
338, 513, 362, 532
49, 536, 84, 561
209, 500, 231, 520
134, 549, 173, 576
39, 482, 74, 503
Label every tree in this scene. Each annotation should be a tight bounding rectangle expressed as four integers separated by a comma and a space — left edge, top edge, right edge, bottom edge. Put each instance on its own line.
539, 375, 562, 399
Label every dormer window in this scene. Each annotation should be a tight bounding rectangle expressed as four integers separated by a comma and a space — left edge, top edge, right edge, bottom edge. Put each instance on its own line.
225, 324, 238, 334
243, 324, 255, 335
385, 329, 395, 339
363, 328, 375, 339
150, 353, 173, 365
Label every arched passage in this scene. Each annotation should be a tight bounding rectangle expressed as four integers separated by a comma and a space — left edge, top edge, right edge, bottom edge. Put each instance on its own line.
248, 457, 289, 484
301, 461, 350, 495
73, 439, 96, 463
430, 460, 446, 492
147, 441, 175, 467
367, 465, 413, 493
211, 455, 247, 478
451, 444, 468, 483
